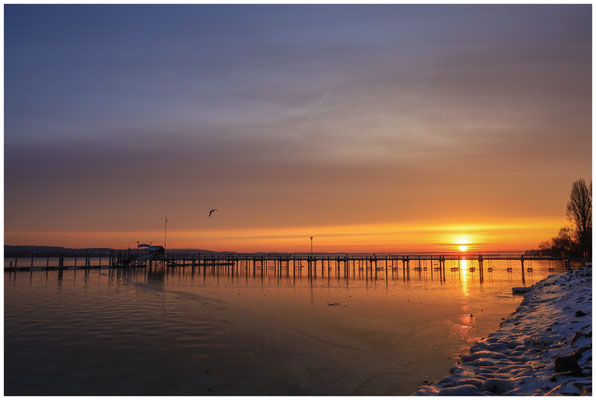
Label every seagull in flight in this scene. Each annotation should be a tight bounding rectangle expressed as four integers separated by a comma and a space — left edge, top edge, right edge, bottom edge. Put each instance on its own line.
208, 208, 218, 217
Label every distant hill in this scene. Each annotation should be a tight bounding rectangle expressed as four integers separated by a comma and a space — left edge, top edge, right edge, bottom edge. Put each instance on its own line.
5, 245, 114, 257
5, 246, 346, 257
4, 245, 229, 258
164, 248, 236, 255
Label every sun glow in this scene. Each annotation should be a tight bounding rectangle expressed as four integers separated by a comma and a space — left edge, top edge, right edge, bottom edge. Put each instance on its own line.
454, 235, 471, 245
454, 235, 472, 252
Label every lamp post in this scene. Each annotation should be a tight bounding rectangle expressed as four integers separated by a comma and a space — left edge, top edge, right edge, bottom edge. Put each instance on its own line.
310, 236, 313, 255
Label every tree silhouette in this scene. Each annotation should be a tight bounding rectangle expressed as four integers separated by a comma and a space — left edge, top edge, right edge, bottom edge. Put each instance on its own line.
539, 226, 575, 255
566, 178, 592, 254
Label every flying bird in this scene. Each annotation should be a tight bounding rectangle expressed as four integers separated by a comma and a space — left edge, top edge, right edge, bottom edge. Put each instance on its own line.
208, 209, 218, 217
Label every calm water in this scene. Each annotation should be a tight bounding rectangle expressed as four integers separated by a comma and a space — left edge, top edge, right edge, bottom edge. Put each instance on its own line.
5, 259, 568, 395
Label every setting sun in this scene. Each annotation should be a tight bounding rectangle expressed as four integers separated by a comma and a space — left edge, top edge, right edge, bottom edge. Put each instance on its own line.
454, 235, 472, 252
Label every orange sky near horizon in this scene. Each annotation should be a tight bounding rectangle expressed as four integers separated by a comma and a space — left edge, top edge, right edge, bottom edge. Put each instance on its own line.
5, 217, 567, 252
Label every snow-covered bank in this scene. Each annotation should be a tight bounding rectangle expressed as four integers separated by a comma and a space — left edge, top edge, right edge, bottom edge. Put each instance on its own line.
415, 266, 592, 396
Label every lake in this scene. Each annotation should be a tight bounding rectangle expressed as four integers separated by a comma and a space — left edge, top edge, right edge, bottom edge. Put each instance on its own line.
4, 258, 567, 395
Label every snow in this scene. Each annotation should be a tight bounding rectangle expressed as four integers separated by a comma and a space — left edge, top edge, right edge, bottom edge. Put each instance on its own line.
414, 266, 592, 396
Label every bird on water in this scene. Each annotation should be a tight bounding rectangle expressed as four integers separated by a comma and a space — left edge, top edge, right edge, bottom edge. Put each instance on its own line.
208, 209, 218, 217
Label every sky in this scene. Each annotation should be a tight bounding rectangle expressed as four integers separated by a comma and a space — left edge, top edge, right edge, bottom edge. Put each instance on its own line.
4, 5, 592, 252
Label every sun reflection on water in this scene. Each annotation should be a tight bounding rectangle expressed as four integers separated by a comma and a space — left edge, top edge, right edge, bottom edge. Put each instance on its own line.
461, 259, 469, 297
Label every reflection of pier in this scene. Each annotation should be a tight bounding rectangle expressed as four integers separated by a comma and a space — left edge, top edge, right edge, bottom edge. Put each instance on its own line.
4, 251, 588, 282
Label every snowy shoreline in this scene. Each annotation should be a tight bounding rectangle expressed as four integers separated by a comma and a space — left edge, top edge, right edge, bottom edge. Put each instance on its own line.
414, 266, 592, 396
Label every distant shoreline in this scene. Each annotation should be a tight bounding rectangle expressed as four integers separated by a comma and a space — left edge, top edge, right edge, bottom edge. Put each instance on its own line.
3, 245, 227, 258
3, 244, 576, 257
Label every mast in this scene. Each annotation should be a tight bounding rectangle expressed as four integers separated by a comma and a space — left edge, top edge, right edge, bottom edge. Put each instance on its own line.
164, 217, 168, 248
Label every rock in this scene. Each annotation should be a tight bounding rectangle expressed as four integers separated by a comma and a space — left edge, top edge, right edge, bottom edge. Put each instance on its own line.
550, 371, 571, 381
328, 302, 340, 306
449, 366, 463, 374
546, 383, 582, 395
437, 384, 485, 396
512, 286, 533, 294
481, 378, 516, 394
438, 377, 454, 385
414, 386, 439, 396
554, 355, 583, 377
461, 351, 507, 362
478, 359, 498, 367
487, 343, 507, 352
572, 345, 592, 360
456, 378, 484, 389
571, 330, 591, 344
575, 310, 587, 317
470, 343, 489, 353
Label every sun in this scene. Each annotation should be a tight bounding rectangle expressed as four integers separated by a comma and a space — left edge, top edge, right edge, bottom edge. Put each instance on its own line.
454, 235, 471, 252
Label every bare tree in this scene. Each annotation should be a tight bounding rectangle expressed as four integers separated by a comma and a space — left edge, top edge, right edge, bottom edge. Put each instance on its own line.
566, 178, 592, 253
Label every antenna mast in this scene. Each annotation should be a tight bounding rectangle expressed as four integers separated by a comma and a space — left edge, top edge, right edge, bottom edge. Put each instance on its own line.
164, 217, 168, 248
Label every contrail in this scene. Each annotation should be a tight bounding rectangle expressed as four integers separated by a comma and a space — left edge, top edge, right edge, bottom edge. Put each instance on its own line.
296, 86, 333, 135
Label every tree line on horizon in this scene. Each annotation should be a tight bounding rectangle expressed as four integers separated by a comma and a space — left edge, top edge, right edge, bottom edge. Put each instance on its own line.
536, 178, 592, 257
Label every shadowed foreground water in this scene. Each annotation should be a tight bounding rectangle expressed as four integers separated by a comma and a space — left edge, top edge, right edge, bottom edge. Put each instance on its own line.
5, 259, 567, 395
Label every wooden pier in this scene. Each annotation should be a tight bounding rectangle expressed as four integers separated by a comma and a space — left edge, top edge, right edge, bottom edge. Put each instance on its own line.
4, 251, 590, 280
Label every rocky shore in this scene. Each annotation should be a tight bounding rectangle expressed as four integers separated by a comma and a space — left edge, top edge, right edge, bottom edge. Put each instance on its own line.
414, 266, 592, 396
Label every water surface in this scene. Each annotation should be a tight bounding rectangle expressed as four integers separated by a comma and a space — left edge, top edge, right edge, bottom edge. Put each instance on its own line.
5, 259, 566, 395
